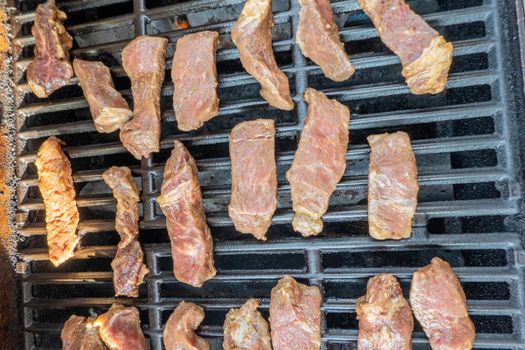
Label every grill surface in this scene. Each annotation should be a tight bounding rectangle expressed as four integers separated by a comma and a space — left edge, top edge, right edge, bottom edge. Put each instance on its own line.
9, 0, 525, 349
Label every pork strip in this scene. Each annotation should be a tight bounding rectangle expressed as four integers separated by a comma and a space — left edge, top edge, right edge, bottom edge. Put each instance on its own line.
286, 88, 349, 236
62, 316, 106, 350
94, 304, 147, 350
163, 302, 210, 350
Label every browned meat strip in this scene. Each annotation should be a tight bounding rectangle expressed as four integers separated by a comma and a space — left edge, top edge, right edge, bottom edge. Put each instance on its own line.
356, 273, 413, 350
223, 298, 272, 350
286, 88, 350, 236
297, 0, 355, 82
111, 240, 148, 298
73, 59, 132, 133
82, 318, 107, 350
270, 275, 322, 350
61, 315, 106, 350
228, 119, 277, 240
120, 36, 168, 159
358, 0, 453, 94
35, 137, 80, 266
163, 302, 210, 350
27, 0, 73, 98
410, 257, 475, 350
367, 132, 418, 240
94, 304, 147, 350
232, 0, 294, 110
157, 141, 216, 287
172, 31, 219, 131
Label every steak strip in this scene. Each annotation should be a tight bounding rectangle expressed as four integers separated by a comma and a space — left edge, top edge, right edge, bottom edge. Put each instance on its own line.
94, 304, 147, 350
164, 302, 210, 350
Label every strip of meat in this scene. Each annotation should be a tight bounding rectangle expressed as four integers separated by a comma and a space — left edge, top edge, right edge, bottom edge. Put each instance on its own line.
286, 88, 350, 237
297, 0, 355, 82
61, 315, 107, 350
157, 141, 216, 287
356, 273, 413, 350
111, 240, 149, 298
120, 36, 168, 160
223, 298, 272, 350
82, 318, 107, 350
367, 132, 418, 240
27, 0, 73, 98
270, 275, 322, 350
163, 302, 210, 350
172, 31, 219, 131
35, 137, 80, 266
358, 0, 453, 94
232, 0, 294, 110
228, 119, 277, 240
94, 304, 147, 350
410, 257, 475, 350
73, 59, 132, 133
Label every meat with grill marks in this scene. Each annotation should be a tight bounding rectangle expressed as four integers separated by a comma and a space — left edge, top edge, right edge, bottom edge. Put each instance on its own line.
163, 302, 210, 350
27, 0, 73, 98
358, 0, 453, 94
286, 88, 350, 237
232, 0, 294, 110
73, 59, 132, 133
120, 36, 168, 160
157, 141, 216, 287
35, 137, 80, 266
410, 257, 475, 350
172, 31, 219, 131
61, 315, 107, 350
94, 304, 147, 350
297, 0, 355, 82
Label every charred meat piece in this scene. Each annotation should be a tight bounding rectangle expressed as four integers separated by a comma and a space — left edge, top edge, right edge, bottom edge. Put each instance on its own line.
223, 298, 272, 350
410, 257, 475, 350
94, 304, 147, 350
367, 132, 418, 240
27, 0, 73, 98
35, 137, 80, 266
286, 88, 350, 236
228, 119, 277, 240
120, 36, 168, 159
232, 0, 294, 110
356, 274, 413, 350
297, 0, 355, 82
61, 315, 106, 350
358, 0, 453, 94
111, 240, 148, 298
163, 302, 210, 350
270, 275, 322, 350
73, 59, 132, 133
157, 141, 216, 287
172, 31, 219, 131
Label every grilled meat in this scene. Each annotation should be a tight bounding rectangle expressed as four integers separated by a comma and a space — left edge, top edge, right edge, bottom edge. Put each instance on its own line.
61, 316, 106, 350
82, 319, 107, 350
111, 240, 148, 298
163, 302, 210, 350
94, 304, 147, 350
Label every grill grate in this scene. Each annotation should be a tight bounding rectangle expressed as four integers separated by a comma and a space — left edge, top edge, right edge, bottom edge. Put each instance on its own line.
9, 0, 525, 349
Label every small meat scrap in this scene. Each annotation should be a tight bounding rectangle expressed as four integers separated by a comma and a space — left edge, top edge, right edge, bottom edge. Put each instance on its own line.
35, 137, 80, 266
120, 35, 168, 160
297, 0, 355, 82
358, 0, 453, 94
163, 302, 210, 350
94, 304, 148, 350
27, 0, 73, 98
73, 59, 132, 133
286, 88, 350, 237
172, 31, 219, 131
356, 274, 413, 350
367, 132, 418, 240
270, 275, 322, 350
61, 315, 106, 350
228, 119, 277, 240
157, 141, 216, 287
232, 0, 294, 110
223, 298, 272, 350
410, 257, 475, 350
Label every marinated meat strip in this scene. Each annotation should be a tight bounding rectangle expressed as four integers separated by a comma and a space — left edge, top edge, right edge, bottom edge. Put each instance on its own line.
27, 0, 73, 98
297, 0, 355, 82
356, 274, 413, 350
410, 257, 475, 350
35, 137, 80, 266
286, 88, 350, 237
172, 31, 219, 131
120, 36, 168, 160
228, 119, 277, 240
94, 304, 147, 350
73, 59, 132, 133
367, 132, 418, 240
223, 298, 272, 350
61, 315, 106, 350
111, 240, 148, 297
163, 302, 210, 350
270, 275, 322, 350
82, 319, 108, 350
157, 141, 216, 287
232, 0, 294, 110
358, 0, 453, 94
